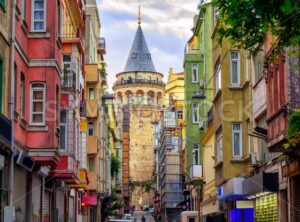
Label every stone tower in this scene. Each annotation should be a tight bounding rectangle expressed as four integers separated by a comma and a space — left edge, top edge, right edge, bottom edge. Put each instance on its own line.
113, 14, 164, 206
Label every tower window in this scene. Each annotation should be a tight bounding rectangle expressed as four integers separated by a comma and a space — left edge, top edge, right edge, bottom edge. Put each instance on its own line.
147, 53, 151, 59
132, 53, 137, 59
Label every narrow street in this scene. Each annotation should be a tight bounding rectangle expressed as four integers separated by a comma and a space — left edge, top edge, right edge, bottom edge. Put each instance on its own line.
134, 211, 155, 222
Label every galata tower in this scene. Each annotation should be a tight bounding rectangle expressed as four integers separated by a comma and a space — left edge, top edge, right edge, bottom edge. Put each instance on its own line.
112, 8, 164, 207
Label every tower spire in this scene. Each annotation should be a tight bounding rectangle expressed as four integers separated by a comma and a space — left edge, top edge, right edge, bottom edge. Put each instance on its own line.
138, 5, 141, 25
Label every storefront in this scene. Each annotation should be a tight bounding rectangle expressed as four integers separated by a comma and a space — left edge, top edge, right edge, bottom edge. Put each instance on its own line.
219, 177, 254, 222
243, 170, 279, 222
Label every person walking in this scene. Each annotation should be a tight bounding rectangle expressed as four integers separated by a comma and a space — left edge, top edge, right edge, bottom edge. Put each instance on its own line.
141, 215, 146, 222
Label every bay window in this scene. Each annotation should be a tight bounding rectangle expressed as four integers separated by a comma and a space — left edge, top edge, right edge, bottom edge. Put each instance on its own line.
32, 0, 46, 32
30, 82, 45, 125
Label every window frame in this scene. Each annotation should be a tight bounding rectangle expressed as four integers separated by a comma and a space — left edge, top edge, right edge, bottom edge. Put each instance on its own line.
230, 51, 241, 86
216, 129, 223, 162
88, 122, 94, 136
29, 82, 46, 126
192, 103, 199, 124
232, 123, 242, 158
137, 94, 143, 104
191, 63, 198, 83
31, 0, 47, 32
60, 109, 68, 151
20, 73, 25, 119
215, 61, 221, 93
88, 87, 95, 100
177, 110, 183, 120
192, 144, 199, 165
88, 156, 94, 172
128, 94, 134, 104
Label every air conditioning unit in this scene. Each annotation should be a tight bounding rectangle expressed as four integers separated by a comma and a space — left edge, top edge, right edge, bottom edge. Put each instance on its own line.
250, 152, 259, 166
16, 151, 35, 172
199, 80, 206, 89
198, 121, 205, 130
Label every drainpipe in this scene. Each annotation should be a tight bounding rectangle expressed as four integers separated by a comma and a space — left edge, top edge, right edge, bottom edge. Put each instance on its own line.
9, 0, 16, 206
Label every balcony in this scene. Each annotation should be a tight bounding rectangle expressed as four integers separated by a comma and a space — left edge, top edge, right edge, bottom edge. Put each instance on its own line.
87, 136, 98, 154
80, 100, 86, 117
86, 100, 98, 118
87, 171, 98, 190
51, 156, 79, 185
97, 37, 106, 55
113, 78, 165, 88
85, 64, 99, 83
0, 113, 11, 148
189, 164, 203, 182
61, 70, 76, 92
61, 21, 85, 52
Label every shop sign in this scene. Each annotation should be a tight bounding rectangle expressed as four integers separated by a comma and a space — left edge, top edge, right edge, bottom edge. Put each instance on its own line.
82, 196, 97, 206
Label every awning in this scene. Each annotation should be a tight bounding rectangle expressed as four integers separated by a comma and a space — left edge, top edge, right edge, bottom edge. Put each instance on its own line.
243, 171, 279, 195
219, 177, 245, 200
71, 169, 89, 188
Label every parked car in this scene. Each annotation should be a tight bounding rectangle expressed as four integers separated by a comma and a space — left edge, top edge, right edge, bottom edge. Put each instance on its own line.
148, 208, 154, 214
122, 214, 134, 220
143, 205, 149, 211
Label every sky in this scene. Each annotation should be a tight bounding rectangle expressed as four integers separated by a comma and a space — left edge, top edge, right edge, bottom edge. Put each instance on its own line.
96, 0, 199, 91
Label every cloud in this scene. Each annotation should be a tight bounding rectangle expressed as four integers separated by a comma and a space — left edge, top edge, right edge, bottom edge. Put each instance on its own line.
96, 0, 198, 91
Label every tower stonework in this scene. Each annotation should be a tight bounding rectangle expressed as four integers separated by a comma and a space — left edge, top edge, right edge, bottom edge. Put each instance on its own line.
113, 24, 164, 206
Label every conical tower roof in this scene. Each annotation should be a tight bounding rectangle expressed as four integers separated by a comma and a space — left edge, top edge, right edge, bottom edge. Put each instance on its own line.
124, 25, 156, 72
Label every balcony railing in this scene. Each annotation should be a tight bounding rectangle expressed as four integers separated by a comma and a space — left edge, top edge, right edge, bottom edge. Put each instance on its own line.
114, 78, 165, 87
190, 164, 203, 179
61, 70, 76, 92
0, 113, 11, 147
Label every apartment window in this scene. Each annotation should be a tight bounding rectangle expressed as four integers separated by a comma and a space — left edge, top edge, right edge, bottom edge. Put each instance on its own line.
56, 85, 59, 127
137, 94, 143, 104
215, 61, 221, 92
88, 122, 94, 136
253, 49, 264, 83
247, 120, 251, 155
0, 58, 3, 112
177, 111, 183, 120
88, 157, 94, 172
20, 73, 25, 118
30, 83, 45, 125
192, 64, 198, 83
31, 0, 46, 32
60, 110, 67, 151
63, 55, 71, 70
192, 103, 199, 124
128, 95, 134, 104
132, 53, 137, 59
216, 129, 223, 162
230, 51, 240, 85
89, 87, 95, 100
232, 123, 242, 158
193, 144, 199, 165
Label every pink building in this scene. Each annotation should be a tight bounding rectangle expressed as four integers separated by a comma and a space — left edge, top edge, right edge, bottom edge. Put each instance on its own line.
12, 0, 62, 220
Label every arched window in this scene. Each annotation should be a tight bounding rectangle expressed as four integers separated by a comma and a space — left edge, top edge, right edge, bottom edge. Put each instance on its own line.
147, 91, 155, 105
136, 90, 144, 104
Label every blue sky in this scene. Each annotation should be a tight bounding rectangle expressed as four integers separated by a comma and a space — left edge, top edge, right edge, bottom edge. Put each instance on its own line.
96, 0, 199, 90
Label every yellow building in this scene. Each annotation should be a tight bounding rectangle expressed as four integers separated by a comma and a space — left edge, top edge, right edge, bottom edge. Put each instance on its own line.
211, 9, 253, 220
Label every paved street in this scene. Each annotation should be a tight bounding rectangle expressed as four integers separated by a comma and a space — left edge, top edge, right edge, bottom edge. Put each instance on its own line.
134, 211, 155, 222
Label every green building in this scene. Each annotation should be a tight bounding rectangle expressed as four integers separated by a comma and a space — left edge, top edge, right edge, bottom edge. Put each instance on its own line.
183, 0, 214, 213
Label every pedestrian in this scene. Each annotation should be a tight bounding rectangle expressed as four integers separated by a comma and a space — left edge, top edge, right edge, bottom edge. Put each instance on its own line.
141, 215, 146, 222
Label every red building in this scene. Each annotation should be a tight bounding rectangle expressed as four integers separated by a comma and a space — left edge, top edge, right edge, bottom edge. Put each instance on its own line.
12, 0, 63, 221
264, 33, 300, 221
